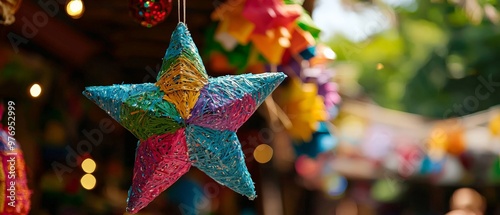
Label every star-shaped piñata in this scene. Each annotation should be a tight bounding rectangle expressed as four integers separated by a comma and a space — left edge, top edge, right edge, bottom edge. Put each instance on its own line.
83, 22, 286, 214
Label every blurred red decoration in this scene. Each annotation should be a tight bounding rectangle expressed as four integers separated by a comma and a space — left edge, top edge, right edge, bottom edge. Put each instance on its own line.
129, 0, 172, 28
242, 0, 301, 34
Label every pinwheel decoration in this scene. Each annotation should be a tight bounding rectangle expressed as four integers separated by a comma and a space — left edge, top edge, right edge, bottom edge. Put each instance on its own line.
83, 23, 286, 213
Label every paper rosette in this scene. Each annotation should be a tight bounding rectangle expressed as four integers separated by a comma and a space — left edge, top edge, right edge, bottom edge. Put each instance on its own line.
83, 23, 286, 213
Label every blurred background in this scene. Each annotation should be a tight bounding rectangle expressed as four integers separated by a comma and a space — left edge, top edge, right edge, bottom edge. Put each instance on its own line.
1, 0, 500, 214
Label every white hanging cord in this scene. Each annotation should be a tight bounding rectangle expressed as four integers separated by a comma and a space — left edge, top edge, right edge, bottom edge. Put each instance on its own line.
177, 0, 187, 23
183, 0, 186, 24
271, 64, 277, 73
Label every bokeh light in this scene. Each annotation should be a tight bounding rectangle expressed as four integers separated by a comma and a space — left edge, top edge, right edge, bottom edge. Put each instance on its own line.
322, 174, 348, 197
80, 174, 96, 190
254, 144, 274, 164
376, 63, 384, 70
371, 178, 402, 202
29, 83, 42, 97
338, 115, 366, 145
81, 158, 97, 174
66, 0, 84, 19
295, 155, 320, 178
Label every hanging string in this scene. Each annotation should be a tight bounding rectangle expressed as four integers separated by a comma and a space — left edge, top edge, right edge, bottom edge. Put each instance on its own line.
177, 0, 187, 23
270, 64, 277, 73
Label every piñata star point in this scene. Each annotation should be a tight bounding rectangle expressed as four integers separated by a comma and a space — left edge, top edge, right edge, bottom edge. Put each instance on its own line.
83, 22, 286, 214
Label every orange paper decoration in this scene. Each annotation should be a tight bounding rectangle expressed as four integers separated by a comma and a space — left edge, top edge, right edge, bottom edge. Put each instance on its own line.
289, 27, 316, 55
428, 120, 465, 158
250, 27, 291, 65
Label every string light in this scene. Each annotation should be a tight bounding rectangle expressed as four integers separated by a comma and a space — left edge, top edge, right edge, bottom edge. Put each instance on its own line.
80, 174, 96, 190
66, 0, 85, 19
29, 83, 42, 97
81, 158, 96, 174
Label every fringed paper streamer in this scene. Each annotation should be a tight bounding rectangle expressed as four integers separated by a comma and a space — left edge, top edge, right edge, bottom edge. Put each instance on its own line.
83, 22, 286, 214
0, 130, 30, 215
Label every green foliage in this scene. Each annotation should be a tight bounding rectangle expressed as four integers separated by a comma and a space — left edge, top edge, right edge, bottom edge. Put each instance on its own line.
330, 0, 500, 118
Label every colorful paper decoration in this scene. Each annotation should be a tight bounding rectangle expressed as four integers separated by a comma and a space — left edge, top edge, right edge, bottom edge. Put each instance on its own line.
207, 0, 319, 70
83, 23, 286, 213
212, 2, 254, 47
0, 0, 22, 25
289, 27, 315, 55
249, 27, 290, 65
321, 173, 348, 197
394, 143, 424, 177
293, 122, 337, 158
129, 0, 172, 28
318, 82, 341, 119
0, 130, 31, 214
204, 23, 266, 74
489, 114, 500, 136
419, 156, 445, 175
310, 45, 336, 66
275, 78, 328, 141
428, 121, 466, 158
296, 11, 321, 40
361, 125, 394, 160
242, 0, 302, 34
